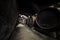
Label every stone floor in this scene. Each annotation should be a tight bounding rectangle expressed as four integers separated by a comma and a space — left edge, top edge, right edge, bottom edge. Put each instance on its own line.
9, 24, 56, 40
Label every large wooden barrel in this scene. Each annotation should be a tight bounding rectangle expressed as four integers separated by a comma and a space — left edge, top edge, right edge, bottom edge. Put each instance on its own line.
36, 8, 59, 30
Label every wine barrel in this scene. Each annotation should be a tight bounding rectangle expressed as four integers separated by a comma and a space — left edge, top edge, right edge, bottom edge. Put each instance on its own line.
36, 8, 59, 30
